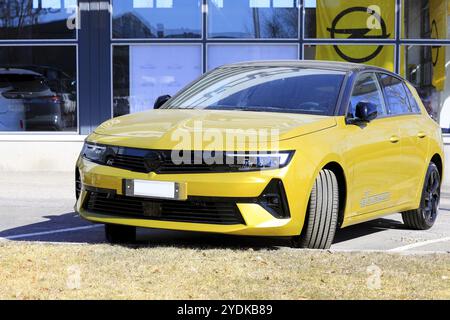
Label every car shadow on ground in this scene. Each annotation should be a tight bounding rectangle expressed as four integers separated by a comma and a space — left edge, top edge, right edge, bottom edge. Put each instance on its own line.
333, 217, 406, 244
0, 211, 408, 250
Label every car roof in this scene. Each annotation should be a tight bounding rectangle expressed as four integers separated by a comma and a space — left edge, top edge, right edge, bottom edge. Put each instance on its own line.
219, 60, 389, 73
0, 68, 43, 76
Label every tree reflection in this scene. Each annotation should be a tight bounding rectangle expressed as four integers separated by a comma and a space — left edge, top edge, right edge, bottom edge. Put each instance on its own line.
0, 0, 72, 39
260, 8, 298, 38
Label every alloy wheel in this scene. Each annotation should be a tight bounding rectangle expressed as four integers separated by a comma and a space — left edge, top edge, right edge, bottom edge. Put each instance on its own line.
422, 169, 440, 224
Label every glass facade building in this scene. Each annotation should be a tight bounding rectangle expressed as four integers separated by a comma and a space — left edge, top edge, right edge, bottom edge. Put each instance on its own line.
1, 0, 450, 135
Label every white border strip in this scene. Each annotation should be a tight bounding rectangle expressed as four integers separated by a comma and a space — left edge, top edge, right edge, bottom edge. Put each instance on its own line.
0, 225, 103, 240
388, 237, 450, 252
0, 135, 87, 142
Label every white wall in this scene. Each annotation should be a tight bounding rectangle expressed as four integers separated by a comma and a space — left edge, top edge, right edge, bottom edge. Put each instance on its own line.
0, 137, 84, 172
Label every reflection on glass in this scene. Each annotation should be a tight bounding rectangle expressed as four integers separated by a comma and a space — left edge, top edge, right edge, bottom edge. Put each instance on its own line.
164, 66, 345, 116
0, 46, 77, 132
304, 0, 395, 39
112, 0, 201, 39
349, 73, 386, 117
0, 0, 77, 39
207, 44, 298, 70
403, 0, 449, 39
208, 0, 298, 38
379, 73, 411, 115
113, 46, 130, 118
401, 45, 450, 131
113, 45, 202, 117
304, 44, 395, 71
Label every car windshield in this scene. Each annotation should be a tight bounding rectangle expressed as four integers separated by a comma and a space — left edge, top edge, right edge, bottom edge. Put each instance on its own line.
0, 74, 49, 92
162, 66, 346, 116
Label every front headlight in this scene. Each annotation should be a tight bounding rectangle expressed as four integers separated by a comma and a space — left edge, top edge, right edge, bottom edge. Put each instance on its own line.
224, 151, 294, 171
81, 142, 109, 164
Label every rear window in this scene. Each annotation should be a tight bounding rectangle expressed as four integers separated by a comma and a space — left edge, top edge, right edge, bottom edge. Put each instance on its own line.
0, 74, 48, 92
403, 84, 422, 113
163, 67, 346, 116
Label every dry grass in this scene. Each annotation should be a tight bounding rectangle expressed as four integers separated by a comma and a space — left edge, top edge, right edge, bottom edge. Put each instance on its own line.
0, 242, 449, 300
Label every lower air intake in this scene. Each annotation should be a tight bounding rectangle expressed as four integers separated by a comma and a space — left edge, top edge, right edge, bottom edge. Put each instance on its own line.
84, 191, 246, 225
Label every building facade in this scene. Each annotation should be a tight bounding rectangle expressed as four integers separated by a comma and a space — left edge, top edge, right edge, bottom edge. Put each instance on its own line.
1, 0, 450, 172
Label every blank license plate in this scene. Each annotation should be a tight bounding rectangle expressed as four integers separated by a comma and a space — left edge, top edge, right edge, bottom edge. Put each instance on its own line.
124, 179, 181, 200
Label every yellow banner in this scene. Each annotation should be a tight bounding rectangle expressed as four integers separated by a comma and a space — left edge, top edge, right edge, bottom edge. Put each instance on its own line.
315, 45, 395, 72
430, 0, 447, 91
315, 0, 395, 70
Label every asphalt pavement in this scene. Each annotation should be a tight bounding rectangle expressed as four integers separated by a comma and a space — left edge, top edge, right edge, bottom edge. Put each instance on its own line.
0, 172, 449, 253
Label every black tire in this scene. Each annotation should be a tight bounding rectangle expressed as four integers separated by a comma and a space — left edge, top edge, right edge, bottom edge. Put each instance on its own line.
292, 169, 339, 249
105, 224, 136, 244
402, 163, 440, 230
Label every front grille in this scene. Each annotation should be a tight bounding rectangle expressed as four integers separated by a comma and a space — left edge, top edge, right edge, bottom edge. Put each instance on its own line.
84, 191, 246, 225
110, 154, 148, 173
108, 152, 220, 174
104, 149, 239, 174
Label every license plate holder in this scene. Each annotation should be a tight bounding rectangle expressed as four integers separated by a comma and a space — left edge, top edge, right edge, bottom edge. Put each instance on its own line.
124, 179, 185, 200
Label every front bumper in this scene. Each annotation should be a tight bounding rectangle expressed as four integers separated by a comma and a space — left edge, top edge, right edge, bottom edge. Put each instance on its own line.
75, 156, 311, 237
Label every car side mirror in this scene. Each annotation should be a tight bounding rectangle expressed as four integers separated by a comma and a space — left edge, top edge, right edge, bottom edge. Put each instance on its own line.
154, 95, 171, 109
354, 101, 378, 122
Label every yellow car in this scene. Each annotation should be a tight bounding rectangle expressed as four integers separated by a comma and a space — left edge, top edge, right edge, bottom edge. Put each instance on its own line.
75, 61, 444, 249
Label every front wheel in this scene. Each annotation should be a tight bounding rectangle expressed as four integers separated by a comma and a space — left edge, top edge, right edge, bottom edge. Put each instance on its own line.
292, 169, 339, 249
105, 224, 136, 244
401, 163, 441, 230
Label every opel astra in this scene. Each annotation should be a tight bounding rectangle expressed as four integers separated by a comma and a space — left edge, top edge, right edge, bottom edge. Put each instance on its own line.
75, 61, 444, 249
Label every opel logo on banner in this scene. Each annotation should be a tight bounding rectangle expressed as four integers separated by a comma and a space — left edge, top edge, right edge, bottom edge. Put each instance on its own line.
327, 7, 391, 63
431, 20, 442, 67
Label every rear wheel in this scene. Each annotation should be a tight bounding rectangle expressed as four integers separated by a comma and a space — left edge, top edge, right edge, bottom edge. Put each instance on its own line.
105, 224, 136, 244
292, 169, 339, 249
402, 163, 440, 230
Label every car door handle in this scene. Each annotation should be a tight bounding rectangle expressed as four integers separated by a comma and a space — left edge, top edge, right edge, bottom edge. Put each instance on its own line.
417, 132, 427, 139
390, 135, 400, 143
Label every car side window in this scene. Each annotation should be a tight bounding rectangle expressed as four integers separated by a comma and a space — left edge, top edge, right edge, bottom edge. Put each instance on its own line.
378, 73, 411, 115
348, 73, 386, 118
403, 83, 421, 113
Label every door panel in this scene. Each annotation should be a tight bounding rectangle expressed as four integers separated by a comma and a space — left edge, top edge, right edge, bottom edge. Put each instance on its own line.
345, 118, 403, 216
345, 72, 402, 216
378, 74, 429, 205
396, 115, 429, 204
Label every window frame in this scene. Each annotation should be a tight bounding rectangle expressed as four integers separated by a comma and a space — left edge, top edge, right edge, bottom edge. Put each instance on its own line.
111, 42, 204, 118
401, 0, 450, 41
206, 0, 301, 41
0, 43, 80, 135
303, 0, 398, 41
206, 43, 300, 70
0, 0, 79, 42
110, 0, 204, 41
345, 70, 388, 121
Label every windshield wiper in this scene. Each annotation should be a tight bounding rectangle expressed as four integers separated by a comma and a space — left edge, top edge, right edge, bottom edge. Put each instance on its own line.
243, 106, 285, 112
206, 106, 285, 112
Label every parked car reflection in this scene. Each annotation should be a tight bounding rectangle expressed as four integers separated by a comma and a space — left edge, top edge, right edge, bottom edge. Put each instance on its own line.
0, 67, 76, 131
0, 68, 31, 131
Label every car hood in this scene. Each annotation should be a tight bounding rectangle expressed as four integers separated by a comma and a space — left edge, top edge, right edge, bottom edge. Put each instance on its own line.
92, 110, 336, 149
